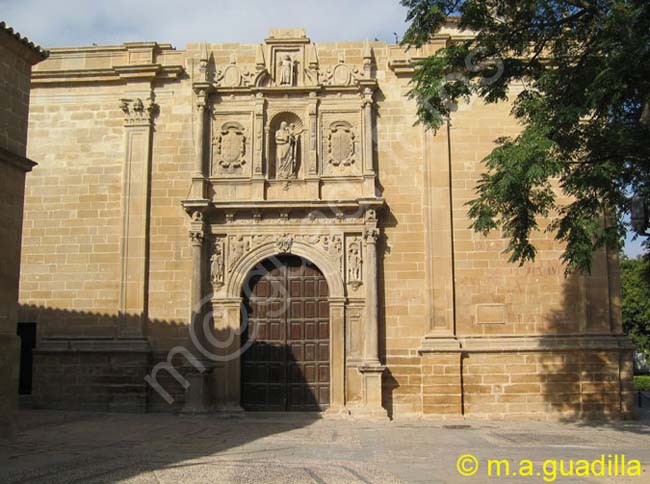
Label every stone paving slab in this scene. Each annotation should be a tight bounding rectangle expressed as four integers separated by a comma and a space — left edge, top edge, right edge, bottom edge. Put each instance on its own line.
1, 410, 649, 483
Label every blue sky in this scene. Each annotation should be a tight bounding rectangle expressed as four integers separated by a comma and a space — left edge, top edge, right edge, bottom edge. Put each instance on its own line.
0, 0, 410, 47
2, 0, 645, 258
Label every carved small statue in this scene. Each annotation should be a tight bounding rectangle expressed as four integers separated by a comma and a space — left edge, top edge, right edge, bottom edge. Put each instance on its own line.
210, 243, 224, 288
348, 242, 362, 287
275, 122, 302, 179
279, 54, 294, 86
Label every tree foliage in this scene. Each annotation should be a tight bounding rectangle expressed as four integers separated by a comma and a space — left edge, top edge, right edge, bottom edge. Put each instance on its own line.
401, 0, 650, 273
620, 256, 650, 358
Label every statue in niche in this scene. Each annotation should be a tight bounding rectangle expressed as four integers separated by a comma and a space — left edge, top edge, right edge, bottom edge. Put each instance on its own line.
279, 54, 294, 86
348, 241, 363, 288
275, 121, 302, 179
210, 243, 224, 288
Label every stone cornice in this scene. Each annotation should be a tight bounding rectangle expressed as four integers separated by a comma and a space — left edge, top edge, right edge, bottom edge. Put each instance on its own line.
36, 337, 151, 353
32, 64, 184, 85
0, 146, 37, 172
419, 334, 635, 354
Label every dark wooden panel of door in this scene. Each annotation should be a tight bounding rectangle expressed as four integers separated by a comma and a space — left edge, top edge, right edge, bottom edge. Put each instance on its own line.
241, 255, 329, 411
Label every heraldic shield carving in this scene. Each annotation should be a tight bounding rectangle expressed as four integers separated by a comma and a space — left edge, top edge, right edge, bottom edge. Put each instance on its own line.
215, 122, 246, 169
327, 121, 356, 167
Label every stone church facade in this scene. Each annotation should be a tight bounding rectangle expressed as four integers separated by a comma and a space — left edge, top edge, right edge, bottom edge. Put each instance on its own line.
19, 27, 634, 418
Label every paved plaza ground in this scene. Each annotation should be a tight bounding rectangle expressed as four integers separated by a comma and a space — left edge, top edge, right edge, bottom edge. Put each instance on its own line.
1, 409, 649, 483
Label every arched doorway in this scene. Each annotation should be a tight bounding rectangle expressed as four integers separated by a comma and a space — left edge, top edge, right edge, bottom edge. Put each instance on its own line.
240, 255, 330, 411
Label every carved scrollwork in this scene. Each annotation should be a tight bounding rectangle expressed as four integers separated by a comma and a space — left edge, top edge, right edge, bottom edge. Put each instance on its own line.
189, 230, 205, 246
215, 55, 254, 87
214, 122, 246, 171
225, 232, 344, 276
327, 121, 356, 167
322, 55, 363, 86
276, 233, 294, 253
119, 96, 156, 125
363, 227, 380, 244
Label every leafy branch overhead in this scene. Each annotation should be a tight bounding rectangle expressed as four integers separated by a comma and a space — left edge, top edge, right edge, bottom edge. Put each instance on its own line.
401, 0, 650, 273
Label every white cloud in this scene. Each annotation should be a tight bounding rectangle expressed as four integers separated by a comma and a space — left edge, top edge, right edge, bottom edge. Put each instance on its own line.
1, 0, 409, 48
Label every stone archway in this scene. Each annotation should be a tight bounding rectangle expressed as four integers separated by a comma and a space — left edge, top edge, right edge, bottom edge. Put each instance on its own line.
212, 240, 346, 412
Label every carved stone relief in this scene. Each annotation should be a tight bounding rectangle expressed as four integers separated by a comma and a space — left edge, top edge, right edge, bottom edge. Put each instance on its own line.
278, 54, 295, 86
276, 233, 294, 253
346, 236, 363, 289
322, 52, 365, 87
214, 122, 246, 170
215, 55, 255, 87
269, 112, 304, 180
210, 238, 225, 289
225, 232, 344, 277
119, 96, 156, 125
275, 122, 303, 179
327, 121, 356, 167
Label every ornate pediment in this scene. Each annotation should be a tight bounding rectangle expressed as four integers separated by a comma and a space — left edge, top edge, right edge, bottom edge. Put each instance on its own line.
215, 55, 255, 88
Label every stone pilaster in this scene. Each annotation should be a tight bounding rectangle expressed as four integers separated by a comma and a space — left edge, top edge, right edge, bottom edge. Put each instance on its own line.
357, 210, 387, 418
307, 93, 319, 176
211, 297, 245, 413
328, 298, 346, 412
420, 121, 461, 353
118, 95, 155, 338
360, 83, 376, 197
182, 212, 213, 413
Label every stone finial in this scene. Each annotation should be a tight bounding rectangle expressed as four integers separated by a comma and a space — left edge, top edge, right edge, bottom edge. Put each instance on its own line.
199, 42, 209, 81
363, 40, 373, 77
255, 44, 266, 70
308, 43, 318, 69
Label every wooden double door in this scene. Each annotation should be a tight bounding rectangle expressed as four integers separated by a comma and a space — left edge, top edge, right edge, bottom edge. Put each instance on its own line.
241, 255, 330, 411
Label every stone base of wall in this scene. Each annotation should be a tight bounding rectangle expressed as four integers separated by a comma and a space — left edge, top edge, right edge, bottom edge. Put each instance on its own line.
385, 335, 635, 420
0, 334, 20, 437
31, 336, 635, 419
32, 339, 151, 412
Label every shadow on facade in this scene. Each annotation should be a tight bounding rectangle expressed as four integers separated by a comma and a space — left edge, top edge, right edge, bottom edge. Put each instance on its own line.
531, 265, 638, 425
8, 304, 321, 480
17, 303, 322, 414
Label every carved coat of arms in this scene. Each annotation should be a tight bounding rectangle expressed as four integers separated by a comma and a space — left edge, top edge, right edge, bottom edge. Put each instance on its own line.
215, 122, 246, 170
327, 122, 356, 167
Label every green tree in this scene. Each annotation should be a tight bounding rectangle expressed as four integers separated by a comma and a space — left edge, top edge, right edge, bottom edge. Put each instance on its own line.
620, 257, 650, 358
401, 0, 650, 273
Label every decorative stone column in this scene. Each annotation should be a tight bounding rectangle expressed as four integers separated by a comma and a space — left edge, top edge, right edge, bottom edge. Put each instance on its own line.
190, 88, 208, 200
182, 211, 213, 413
359, 80, 378, 197
358, 209, 387, 418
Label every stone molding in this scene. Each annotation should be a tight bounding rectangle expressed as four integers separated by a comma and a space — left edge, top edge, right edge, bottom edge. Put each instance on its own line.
36, 338, 151, 353
419, 334, 635, 354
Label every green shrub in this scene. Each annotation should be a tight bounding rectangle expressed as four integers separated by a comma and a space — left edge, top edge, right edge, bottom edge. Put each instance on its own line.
634, 376, 650, 391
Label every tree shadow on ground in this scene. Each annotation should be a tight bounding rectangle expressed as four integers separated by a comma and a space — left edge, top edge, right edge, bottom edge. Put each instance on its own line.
8, 304, 321, 483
